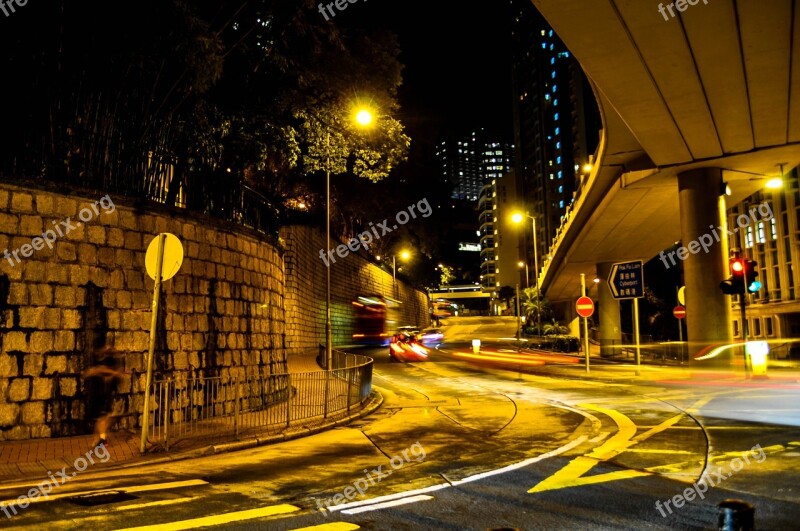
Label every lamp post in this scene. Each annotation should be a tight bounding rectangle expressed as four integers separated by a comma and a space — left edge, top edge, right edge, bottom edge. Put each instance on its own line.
324, 108, 374, 370
517, 261, 529, 289
392, 250, 411, 282
512, 212, 541, 337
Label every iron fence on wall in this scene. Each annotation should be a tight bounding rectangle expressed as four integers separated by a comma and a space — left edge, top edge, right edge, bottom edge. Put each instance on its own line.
146, 351, 373, 451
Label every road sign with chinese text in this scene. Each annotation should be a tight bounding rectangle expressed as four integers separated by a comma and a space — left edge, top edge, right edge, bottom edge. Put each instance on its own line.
608, 261, 644, 299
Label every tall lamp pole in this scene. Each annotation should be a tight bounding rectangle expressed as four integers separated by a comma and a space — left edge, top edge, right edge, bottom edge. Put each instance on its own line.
531, 215, 541, 337
324, 108, 375, 370
325, 132, 333, 370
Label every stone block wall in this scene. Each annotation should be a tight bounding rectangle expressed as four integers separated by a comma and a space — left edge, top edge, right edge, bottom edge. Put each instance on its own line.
281, 225, 429, 357
0, 181, 286, 440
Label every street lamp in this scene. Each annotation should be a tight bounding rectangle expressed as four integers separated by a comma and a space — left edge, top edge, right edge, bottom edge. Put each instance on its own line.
512, 211, 541, 336
392, 250, 411, 281
517, 261, 529, 289
325, 107, 375, 369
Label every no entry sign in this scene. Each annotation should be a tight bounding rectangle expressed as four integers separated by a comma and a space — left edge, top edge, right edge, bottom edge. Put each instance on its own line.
673, 305, 686, 319
576, 296, 594, 318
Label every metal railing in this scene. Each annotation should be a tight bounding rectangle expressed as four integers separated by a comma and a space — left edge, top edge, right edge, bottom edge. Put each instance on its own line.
146, 351, 373, 451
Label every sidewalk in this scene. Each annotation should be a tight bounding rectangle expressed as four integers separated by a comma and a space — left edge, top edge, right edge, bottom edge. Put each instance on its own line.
0, 352, 378, 483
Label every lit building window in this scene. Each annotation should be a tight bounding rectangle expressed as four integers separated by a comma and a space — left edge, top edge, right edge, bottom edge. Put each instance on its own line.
745, 226, 753, 248
771, 218, 777, 240
756, 221, 765, 244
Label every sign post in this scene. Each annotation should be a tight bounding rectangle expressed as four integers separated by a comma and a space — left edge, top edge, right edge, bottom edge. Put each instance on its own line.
141, 233, 184, 454
607, 261, 644, 375
576, 278, 594, 373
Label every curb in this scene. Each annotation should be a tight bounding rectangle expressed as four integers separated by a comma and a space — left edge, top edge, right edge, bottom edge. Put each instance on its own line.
206, 390, 384, 456
41, 391, 386, 478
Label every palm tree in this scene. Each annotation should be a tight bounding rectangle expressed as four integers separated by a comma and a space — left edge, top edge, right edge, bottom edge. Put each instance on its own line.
521, 287, 550, 330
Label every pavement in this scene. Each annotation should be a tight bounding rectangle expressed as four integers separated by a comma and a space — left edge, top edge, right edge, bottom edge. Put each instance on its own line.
0, 351, 379, 483
1, 343, 797, 485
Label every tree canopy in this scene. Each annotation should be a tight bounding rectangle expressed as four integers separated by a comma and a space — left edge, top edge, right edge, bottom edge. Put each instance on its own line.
0, 0, 409, 224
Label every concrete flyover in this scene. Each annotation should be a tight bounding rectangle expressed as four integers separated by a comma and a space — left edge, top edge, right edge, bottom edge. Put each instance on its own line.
532, 0, 800, 354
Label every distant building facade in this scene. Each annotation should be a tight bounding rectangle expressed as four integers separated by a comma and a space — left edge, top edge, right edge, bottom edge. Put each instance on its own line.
726, 168, 800, 354
479, 172, 523, 313
436, 130, 513, 202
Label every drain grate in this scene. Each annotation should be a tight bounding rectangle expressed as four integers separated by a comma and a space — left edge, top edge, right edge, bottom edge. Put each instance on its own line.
67, 490, 139, 507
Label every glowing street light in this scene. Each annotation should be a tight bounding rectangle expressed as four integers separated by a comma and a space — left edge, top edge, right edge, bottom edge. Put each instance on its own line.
324, 106, 376, 369
765, 177, 783, 189
355, 109, 374, 127
512, 211, 541, 336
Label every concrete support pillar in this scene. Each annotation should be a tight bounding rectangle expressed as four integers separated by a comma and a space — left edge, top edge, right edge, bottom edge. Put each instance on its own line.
596, 262, 621, 357
675, 168, 733, 359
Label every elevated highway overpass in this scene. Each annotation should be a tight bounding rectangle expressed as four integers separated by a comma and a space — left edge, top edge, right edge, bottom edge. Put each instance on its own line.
531, 0, 800, 355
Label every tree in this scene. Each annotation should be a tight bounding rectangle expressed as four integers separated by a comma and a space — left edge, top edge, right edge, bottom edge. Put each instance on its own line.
0, 0, 409, 227
438, 265, 455, 287
521, 287, 551, 326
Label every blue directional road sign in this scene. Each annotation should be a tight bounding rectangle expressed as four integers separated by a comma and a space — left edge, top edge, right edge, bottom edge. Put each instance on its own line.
608, 260, 644, 299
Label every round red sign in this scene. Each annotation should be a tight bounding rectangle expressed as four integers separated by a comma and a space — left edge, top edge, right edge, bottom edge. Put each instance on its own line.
673, 305, 686, 319
576, 296, 594, 318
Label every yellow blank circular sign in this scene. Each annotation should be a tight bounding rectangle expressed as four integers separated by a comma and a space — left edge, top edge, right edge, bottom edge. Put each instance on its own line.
678, 286, 685, 305
145, 233, 184, 281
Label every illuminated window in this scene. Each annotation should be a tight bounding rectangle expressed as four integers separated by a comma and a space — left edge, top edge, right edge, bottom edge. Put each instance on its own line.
756, 221, 765, 244
771, 218, 777, 240
745, 226, 753, 248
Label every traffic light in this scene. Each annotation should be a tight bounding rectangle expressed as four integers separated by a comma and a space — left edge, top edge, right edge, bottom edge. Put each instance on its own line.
719, 258, 745, 295
744, 259, 761, 293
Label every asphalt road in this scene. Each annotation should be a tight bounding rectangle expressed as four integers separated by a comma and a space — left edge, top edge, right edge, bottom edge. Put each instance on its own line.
1, 339, 798, 530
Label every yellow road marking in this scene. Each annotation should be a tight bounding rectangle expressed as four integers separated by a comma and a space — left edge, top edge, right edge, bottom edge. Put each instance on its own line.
529, 404, 647, 493
0, 479, 209, 507
111, 497, 197, 512
113, 504, 300, 530
625, 449, 694, 454
291, 523, 360, 531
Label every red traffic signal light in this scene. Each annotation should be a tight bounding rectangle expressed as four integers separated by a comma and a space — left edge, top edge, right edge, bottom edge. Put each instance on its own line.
720, 258, 746, 295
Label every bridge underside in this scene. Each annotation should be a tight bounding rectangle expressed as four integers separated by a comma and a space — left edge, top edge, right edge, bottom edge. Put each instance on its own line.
534, 0, 800, 302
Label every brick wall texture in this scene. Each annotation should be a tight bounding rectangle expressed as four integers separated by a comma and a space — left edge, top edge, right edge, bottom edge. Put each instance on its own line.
280, 225, 430, 357
0, 183, 429, 441
0, 182, 286, 440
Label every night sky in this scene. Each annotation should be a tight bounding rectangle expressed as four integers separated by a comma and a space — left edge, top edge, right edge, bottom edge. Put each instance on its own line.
342, 0, 514, 149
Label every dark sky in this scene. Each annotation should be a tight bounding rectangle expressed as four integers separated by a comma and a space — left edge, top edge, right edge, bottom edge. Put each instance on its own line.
342, 0, 514, 149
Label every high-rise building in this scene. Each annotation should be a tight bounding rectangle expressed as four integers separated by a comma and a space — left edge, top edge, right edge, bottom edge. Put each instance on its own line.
479, 172, 522, 312
436, 130, 513, 202
510, 0, 600, 282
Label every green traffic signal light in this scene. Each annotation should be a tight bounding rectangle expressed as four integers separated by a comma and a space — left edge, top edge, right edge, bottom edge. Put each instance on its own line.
744, 259, 760, 292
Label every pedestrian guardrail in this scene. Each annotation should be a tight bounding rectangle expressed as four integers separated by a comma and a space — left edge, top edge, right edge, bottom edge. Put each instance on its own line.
146, 350, 373, 451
